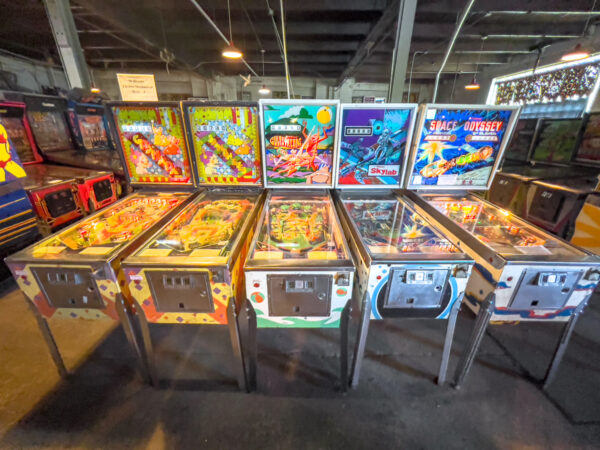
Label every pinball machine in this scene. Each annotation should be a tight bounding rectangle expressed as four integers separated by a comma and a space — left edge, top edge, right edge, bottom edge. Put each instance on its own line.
24, 94, 123, 177
243, 99, 355, 390
0, 100, 43, 165
121, 101, 265, 390
489, 118, 590, 215
403, 104, 600, 390
331, 103, 474, 388
22, 164, 85, 234
0, 98, 118, 230
6, 101, 199, 379
524, 114, 600, 239
0, 98, 84, 233
24, 164, 118, 213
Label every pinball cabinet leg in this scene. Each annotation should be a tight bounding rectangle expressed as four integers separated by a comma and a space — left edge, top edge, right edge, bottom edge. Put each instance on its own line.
242, 298, 258, 392
227, 299, 248, 392
339, 299, 352, 392
437, 296, 462, 386
543, 299, 588, 390
134, 309, 158, 387
27, 301, 68, 377
115, 296, 153, 385
350, 293, 371, 389
454, 293, 496, 389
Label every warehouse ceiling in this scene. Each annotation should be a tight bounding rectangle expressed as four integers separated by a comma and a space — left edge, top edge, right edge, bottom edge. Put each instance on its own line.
2, 0, 599, 86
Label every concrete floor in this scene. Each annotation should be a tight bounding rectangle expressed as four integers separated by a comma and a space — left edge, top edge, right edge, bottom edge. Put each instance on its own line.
0, 281, 599, 449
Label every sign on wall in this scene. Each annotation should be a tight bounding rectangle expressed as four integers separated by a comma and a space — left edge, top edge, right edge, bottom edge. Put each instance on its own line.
117, 74, 159, 102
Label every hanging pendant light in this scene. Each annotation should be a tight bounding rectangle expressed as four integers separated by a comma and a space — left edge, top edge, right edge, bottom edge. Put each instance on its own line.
561, 0, 595, 62
464, 76, 480, 90
222, 44, 243, 59
465, 36, 485, 91
258, 49, 270, 95
222, 0, 243, 59
561, 43, 590, 62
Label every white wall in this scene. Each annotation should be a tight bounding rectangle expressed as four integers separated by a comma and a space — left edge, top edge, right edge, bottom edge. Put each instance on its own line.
0, 54, 68, 93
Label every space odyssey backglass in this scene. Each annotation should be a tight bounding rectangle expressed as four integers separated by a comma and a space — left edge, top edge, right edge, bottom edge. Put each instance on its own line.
183, 102, 262, 185
335, 104, 417, 188
260, 100, 338, 188
407, 107, 514, 189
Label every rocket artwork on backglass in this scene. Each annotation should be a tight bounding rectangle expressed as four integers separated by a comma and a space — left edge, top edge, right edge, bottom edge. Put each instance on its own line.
261, 101, 337, 187
186, 104, 262, 185
112, 105, 192, 185
337, 106, 415, 186
409, 108, 513, 188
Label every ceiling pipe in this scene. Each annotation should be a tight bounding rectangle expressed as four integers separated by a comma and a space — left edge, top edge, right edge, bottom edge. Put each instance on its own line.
279, 0, 292, 98
186, 0, 258, 77
432, 0, 476, 102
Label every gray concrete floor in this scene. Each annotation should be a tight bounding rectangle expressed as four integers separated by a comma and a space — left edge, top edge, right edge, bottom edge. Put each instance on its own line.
0, 280, 599, 449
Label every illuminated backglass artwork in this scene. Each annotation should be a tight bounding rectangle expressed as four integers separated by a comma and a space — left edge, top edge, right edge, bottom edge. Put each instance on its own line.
408, 108, 514, 189
261, 101, 338, 187
337, 105, 415, 187
185, 103, 262, 185
112, 104, 192, 185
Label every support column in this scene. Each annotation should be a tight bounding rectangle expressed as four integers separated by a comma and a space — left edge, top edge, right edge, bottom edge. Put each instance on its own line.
43, 0, 91, 89
387, 0, 417, 102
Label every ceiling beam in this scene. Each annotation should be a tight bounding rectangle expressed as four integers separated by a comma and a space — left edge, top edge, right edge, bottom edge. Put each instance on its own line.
417, 0, 597, 13
338, 0, 400, 83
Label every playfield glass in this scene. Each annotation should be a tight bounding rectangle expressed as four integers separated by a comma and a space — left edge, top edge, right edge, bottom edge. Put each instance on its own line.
503, 118, 537, 162
31, 193, 187, 259
261, 101, 337, 187
77, 113, 109, 150
134, 192, 258, 260
341, 195, 459, 257
575, 113, 600, 164
186, 104, 262, 185
251, 194, 347, 260
422, 195, 583, 257
337, 105, 414, 186
26, 110, 72, 152
112, 105, 192, 185
531, 119, 581, 164
408, 107, 514, 189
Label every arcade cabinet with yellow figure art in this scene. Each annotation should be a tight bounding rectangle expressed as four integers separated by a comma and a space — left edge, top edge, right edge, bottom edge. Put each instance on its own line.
0, 124, 39, 280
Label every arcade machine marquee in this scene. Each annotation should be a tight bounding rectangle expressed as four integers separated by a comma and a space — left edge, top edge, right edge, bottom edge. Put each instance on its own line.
404, 104, 600, 389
